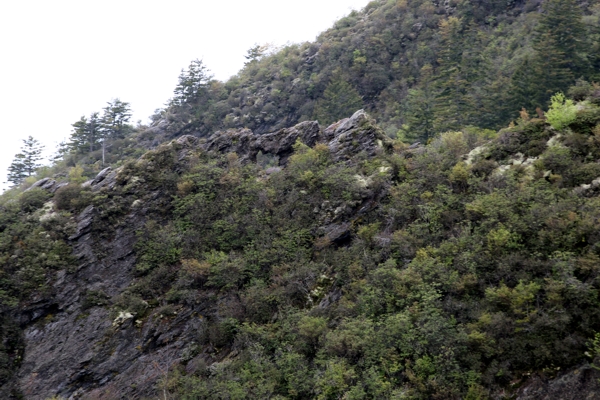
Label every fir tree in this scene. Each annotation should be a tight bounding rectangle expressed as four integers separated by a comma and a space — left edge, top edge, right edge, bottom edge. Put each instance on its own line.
171, 59, 213, 107
534, 0, 587, 75
433, 17, 473, 132
69, 112, 101, 154
512, 0, 587, 110
403, 64, 436, 143
98, 99, 132, 166
531, 32, 574, 108
100, 99, 132, 140
6, 136, 44, 186
510, 56, 538, 113
314, 74, 363, 126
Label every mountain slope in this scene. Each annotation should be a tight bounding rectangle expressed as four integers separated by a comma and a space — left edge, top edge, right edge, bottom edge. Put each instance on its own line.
2, 88, 600, 398
154, 0, 600, 143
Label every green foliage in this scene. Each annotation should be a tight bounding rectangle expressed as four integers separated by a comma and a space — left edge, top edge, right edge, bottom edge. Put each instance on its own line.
5, 1, 600, 396
19, 188, 50, 213
7, 136, 44, 187
158, 94, 600, 399
546, 92, 578, 130
54, 184, 92, 212
171, 59, 213, 107
159, 0, 600, 139
135, 221, 182, 276
69, 112, 101, 153
314, 74, 363, 126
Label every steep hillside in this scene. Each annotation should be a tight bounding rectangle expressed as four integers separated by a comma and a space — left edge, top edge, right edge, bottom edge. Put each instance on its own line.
3, 0, 600, 398
2, 86, 600, 398
153, 0, 600, 143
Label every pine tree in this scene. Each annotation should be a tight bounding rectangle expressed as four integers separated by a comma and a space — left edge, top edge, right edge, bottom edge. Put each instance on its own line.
510, 56, 538, 113
69, 112, 101, 154
433, 17, 473, 132
171, 59, 213, 107
403, 64, 436, 143
531, 32, 574, 108
6, 136, 44, 186
314, 74, 363, 126
98, 99, 132, 166
512, 0, 587, 110
533, 0, 587, 75
100, 99, 132, 140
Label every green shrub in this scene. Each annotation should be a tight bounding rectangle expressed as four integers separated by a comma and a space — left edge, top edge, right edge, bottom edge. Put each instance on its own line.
54, 184, 92, 212
19, 188, 50, 213
546, 92, 577, 130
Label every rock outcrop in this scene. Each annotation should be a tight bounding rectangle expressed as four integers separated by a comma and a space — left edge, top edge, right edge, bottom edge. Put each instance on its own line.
201, 110, 392, 166
9, 111, 393, 399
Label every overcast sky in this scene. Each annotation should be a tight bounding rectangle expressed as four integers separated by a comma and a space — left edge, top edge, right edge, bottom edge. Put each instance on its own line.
0, 0, 371, 190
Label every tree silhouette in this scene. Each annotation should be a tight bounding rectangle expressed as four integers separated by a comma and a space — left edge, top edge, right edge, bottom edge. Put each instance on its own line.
6, 136, 44, 186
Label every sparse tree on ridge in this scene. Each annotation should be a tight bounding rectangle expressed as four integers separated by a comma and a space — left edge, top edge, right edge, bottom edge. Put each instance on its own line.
171, 59, 213, 107
100, 99, 132, 140
6, 136, 44, 186
69, 112, 101, 154
99, 99, 132, 165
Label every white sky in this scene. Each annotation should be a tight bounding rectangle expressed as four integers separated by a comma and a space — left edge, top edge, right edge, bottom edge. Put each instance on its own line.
0, 0, 372, 190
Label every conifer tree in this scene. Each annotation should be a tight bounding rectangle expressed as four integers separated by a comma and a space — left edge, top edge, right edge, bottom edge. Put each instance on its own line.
530, 32, 574, 109
69, 112, 101, 154
510, 56, 538, 112
100, 99, 132, 140
314, 74, 363, 126
533, 0, 586, 75
98, 99, 132, 166
512, 0, 587, 110
171, 59, 213, 107
6, 136, 44, 186
433, 17, 473, 132
403, 64, 436, 143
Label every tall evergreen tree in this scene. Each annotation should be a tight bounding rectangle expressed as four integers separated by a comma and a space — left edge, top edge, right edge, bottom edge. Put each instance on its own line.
533, 0, 587, 75
531, 32, 574, 107
100, 99, 132, 140
69, 112, 101, 154
510, 56, 538, 112
6, 136, 44, 186
171, 59, 213, 107
512, 0, 587, 110
433, 17, 473, 132
314, 74, 363, 126
403, 64, 436, 143
98, 99, 132, 166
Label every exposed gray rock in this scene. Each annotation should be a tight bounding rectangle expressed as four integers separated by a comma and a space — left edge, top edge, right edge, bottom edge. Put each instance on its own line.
91, 168, 119, 191
202, 120, 323, 166
91, 167, 112, 185
68, 205, 96, 241
514, 364, 600, 400
202, 111, 391, 166
26, 177, 59, 192
54, 182, 69, 192
26, 177, 51, 191
325, 110, 392, 162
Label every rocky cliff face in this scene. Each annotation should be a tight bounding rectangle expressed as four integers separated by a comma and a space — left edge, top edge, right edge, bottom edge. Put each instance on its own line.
7, 110, 600, 399
10, 111, 392, 399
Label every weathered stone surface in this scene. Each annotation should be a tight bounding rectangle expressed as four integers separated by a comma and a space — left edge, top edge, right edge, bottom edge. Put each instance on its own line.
26, 177, 59, 192
91, 168, 119, 191
91, 167, 112, 186
324, 110, 392, 162
26, 177, 52, 191
8, 111, 600, 399
514, 364, 600, 400
201, 111, 391, 167
202, 120, 322, 166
